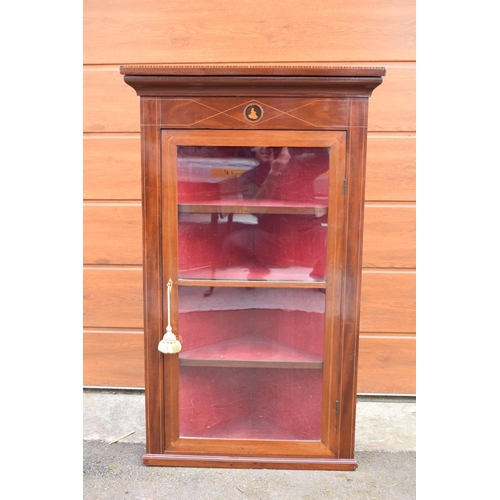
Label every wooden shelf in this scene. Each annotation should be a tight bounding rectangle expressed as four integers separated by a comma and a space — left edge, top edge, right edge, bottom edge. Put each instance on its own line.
179, 333, 323, 369
178, 200, 328, 215
179, 263, 326, 283
179, 278, 326, 288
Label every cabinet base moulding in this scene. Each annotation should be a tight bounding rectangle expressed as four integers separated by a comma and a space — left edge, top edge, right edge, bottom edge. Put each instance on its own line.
142, 453, 358, 470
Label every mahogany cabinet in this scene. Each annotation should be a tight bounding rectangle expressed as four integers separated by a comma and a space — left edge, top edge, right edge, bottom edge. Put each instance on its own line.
121, 65, 385, 470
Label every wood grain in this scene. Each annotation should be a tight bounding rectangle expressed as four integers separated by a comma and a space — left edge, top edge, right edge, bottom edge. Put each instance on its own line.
84, 204, 143, 264
362, 205, 415, 268
83, 0, 416, 396
83, 68, 139, 132
358, 335, 415, 394
83, 268, 143, 328
84, 136, 141, 200
84, 0, 415, 64
83, 133, 416, 202
365, 135, 415, 201
83, 204, 414, 268
360, 272, 415, 333
157, 96, 349, 129
367, 64, 415, 132
83, 331, 144, 387
82, 270, 414, 332
83, 331, 415, 393
83, 64, 415, 133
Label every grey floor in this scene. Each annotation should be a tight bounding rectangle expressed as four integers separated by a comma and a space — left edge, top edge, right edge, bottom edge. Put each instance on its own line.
83, 390, 416, 499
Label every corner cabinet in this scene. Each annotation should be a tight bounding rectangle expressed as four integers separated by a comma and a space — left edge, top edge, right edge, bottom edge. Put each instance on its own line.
121, 65, 385, 470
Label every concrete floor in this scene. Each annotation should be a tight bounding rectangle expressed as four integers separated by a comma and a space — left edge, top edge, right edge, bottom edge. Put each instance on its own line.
83, 389, 416, 499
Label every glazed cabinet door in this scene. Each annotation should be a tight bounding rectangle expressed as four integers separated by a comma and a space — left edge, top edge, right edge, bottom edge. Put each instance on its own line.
160, 130, 348, 466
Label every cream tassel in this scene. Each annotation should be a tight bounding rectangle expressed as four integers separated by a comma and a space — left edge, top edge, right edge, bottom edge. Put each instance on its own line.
158, 279, 182, 354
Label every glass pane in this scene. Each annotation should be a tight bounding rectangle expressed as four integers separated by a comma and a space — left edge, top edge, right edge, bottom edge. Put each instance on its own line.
177, 286, 325, 440
177, 146, 329, 282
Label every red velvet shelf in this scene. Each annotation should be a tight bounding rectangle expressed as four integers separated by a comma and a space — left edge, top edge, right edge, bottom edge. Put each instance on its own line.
179, 333, 323, 369
187, 413, 313, 441
179, 365, 323, 440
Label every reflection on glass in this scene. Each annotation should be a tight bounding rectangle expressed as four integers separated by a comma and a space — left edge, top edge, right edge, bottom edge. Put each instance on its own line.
177, 286, 325, 440
177, 146, 330, 281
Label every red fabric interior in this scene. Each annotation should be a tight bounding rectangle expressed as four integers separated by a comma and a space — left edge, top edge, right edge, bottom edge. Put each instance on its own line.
179, 367, 322, 440
178, 305, 325, 440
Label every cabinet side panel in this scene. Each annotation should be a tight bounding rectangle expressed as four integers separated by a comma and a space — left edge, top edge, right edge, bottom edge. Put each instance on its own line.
141, 98, 165, 454
338, 99, 368, 458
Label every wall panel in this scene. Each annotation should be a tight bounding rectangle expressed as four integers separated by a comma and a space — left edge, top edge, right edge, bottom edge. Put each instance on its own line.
83, 268, 143, 328
83, 0, 416, 393
83, 204, 415, 269
360, 272, 415, 333
84, 204, 143, 265
83, 68, 139, 133
84, 331, 144, 387
367, 64, 415, 132
83, 64, 416, 134
358, 335, 415, 394
84, 136, 141, 200
83, 134, 416, 202
84, 0, 415, 64
365, 135, 415, 202
362, 206, 415, 268
83, 331, 416, 393
83, 268, 414, 333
